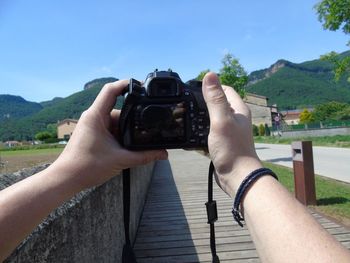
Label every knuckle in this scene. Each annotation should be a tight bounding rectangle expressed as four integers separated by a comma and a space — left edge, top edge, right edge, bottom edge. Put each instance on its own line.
80, 109, 90, 120
209, 90, 227, 105
140, 154, 151, 165
210, 115, 232, 130
102, 83, 112, 90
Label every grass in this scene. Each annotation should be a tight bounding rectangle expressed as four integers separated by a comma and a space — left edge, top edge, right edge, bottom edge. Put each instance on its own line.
0, 144, 65, 152
255, 134, 350, 148
264, 161, 350, 226
0, 147, 64, 157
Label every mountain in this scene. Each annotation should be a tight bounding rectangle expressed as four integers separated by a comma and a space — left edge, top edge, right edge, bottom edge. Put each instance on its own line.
0, 95, 43, 122
247, 50, 350, 110
40, 97, 64, 108
0, 77, 119, 141
84, 77, 118, 90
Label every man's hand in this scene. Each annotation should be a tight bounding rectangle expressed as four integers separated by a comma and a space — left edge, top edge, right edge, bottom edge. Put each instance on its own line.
202, 72, 262, 197
55, 79, 168, 191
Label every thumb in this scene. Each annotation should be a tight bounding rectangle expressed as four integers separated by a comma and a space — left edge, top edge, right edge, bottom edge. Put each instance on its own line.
202, 72, 230, 122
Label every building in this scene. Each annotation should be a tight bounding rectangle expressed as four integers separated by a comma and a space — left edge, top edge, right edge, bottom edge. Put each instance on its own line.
244, 93, 274, 127
4, 141, 21, 148
281, 110, 301, 125
57, 119, 78, 140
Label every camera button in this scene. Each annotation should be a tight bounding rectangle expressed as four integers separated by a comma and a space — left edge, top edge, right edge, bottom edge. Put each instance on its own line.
189, 138, 197, 143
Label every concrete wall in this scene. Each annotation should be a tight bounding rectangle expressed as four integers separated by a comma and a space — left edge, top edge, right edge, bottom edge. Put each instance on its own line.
245, 93, 268, 106
247, 102, 272, 127
278, 127, 350, 138
0, 162, 155, 263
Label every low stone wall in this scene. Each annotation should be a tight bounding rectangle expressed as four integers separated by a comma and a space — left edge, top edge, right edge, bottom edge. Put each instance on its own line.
279, 127, 350, 138
0, 162, 155, 263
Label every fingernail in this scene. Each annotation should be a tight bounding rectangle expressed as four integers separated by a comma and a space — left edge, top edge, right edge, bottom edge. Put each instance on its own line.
204, 72, 220, 87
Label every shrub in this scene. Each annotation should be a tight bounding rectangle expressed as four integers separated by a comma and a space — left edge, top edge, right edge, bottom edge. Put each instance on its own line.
258, 124, 265, 136
264, 124, 271, 136
252, 124, 259, 136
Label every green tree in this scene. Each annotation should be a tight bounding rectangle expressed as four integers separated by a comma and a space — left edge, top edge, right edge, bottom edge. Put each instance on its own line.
46, 123, 58, 138
196, 69, 210, 81
315, 0, 350, 81
258, 124, 265, 136
332, 105, 350, 120
35, 131, 52, 141
219, 53, 248, 97
252, 124, 259, 136
264, 124, 271, 136
299, 109, 315, 124
313, 101, 348, 121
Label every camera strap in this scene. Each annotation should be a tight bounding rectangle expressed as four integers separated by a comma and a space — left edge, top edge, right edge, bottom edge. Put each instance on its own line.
206, 161, 220, 263
122, 168, 137, 263
122, 162, 220, 263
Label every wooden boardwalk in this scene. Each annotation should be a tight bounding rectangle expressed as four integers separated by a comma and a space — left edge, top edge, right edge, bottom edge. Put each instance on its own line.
134, 150, 350, 262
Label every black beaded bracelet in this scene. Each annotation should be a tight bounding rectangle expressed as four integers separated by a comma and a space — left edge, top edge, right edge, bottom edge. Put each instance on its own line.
232, 168, 278, 227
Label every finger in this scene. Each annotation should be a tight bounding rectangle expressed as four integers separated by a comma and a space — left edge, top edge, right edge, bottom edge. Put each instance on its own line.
222, 85, 251, 118
91, 79, 129, 115
110, 109, 121, 136
202, 72, 231, 123
110, 109, 121, 124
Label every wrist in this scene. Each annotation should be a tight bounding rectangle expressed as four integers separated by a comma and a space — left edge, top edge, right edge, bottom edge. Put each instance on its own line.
48, 157, 89, 194
226, 157, 264, 198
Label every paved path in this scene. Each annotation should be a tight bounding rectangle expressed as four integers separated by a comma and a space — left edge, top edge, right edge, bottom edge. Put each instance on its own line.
134, 150, 350, 262
255, 143, 350, 183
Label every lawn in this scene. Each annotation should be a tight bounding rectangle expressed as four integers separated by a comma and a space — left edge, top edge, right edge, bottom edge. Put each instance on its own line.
264, 161, 350, 226
0, 147, 63, 174
1, 147, 63, 157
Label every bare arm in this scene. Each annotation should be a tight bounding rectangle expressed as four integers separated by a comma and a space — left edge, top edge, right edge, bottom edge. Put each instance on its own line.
202, 72, 350, 263
0, 80, 167, 261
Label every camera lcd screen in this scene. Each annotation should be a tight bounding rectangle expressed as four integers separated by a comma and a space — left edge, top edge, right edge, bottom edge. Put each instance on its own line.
133, 103, 186, 145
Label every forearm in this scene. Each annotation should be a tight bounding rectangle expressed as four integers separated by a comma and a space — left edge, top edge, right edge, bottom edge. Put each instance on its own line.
240, 175, 350, 263
0, 162, 82, 261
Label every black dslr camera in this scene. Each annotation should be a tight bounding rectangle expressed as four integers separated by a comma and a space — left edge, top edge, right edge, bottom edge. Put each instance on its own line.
119, 70, 210, 150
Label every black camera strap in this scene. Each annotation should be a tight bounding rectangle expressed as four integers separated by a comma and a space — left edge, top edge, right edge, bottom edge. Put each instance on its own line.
206, 162, 220, 263
122, 168, 137, 263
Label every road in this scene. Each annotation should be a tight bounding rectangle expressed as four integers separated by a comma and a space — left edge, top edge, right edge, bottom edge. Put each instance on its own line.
255, 143, 350, 183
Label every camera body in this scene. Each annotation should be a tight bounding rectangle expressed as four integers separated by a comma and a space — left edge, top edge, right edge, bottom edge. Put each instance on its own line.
119, 70, 210, 150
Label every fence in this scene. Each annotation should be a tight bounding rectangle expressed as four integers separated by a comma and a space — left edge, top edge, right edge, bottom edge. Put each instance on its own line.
271, 120, 350, 132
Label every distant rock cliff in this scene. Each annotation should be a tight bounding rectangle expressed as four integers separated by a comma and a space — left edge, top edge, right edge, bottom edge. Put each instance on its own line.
83, 77, 118, 90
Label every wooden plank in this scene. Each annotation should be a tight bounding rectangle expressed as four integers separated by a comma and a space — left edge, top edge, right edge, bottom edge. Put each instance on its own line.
136, 249, 259, 263
135, 242, 256, 257
134, 149, 350, 262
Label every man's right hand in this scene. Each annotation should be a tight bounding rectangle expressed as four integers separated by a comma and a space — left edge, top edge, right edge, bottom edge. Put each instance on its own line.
202, 72, 263, 198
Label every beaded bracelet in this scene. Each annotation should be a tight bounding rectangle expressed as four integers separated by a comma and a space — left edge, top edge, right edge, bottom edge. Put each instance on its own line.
232, 168, 278, 227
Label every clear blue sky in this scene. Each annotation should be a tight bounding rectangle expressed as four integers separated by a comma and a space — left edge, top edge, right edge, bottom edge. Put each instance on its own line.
0, 0, 349, 102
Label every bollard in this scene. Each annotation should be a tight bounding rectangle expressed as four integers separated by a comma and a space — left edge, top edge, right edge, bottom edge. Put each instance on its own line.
291, 141, 316, 206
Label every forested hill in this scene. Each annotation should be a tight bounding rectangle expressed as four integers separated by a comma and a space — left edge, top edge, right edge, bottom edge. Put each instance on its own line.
0, 77, 118, 141
246, 50, 350, 110
0, 95, 43, 122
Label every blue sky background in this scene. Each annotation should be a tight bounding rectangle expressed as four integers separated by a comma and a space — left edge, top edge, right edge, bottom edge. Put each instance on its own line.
0, 0, 349, 102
